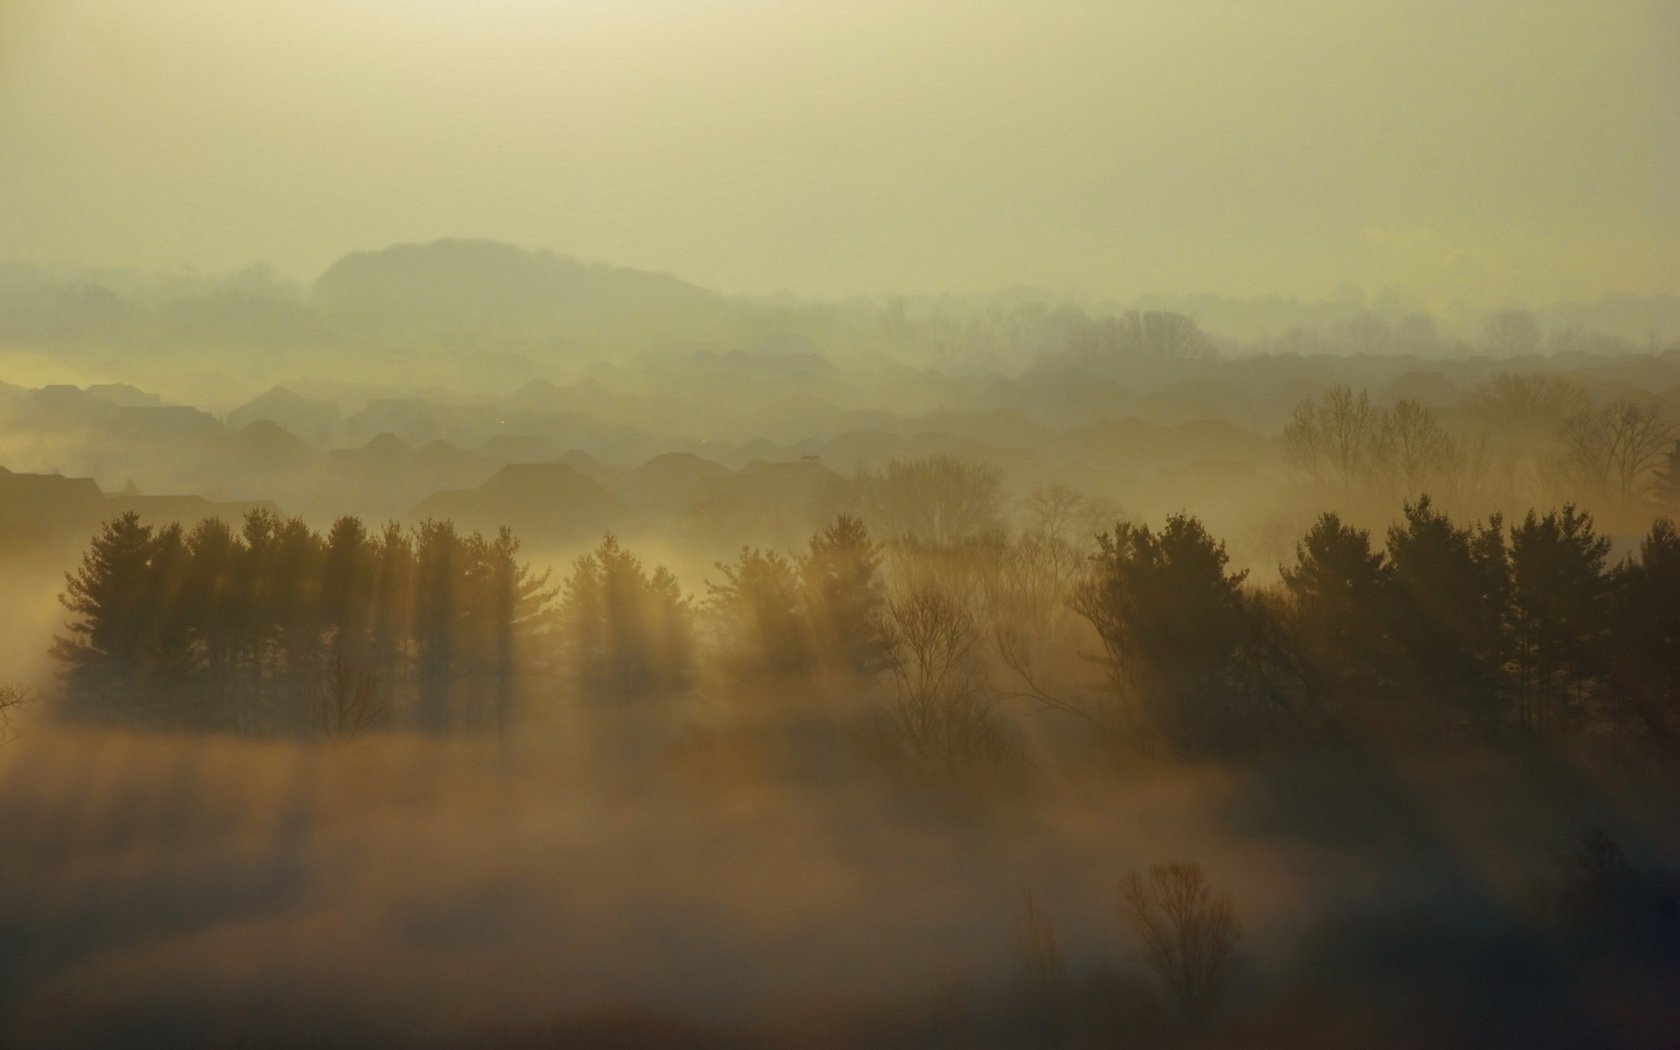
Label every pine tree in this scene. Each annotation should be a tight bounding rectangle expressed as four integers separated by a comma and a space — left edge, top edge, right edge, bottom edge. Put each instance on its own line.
1280, 513, 1395, 726
707, 547, 813, 676
1384, 496, 1508, 736
1508, 505, 1611, 732
1608, 518, 1680, 740
558, 536, 694, 700
801, 514, 893, 675
1073, 514, 1252, 752
55, 513, 174, 719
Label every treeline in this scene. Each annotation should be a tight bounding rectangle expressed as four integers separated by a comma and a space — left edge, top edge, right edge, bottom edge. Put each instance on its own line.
55, 511, 551, 733
51, 493, 1680, 760
1285, 378, 1680, 520
51, 510, 898, 735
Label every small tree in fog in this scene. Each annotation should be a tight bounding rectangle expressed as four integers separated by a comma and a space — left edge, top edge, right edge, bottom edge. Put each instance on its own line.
1482, 308, 1542, 356
853, 456, 1004, 548
1381, 397, 1459, 497
1113, 310, 1215, 361
1015, 887, 1072, 1041
0, 684, 29, 747
1469, 373, 1589, 442
309, 653, 387, 737
1120, 863, 1241, 1025
1015, 887, 1070, 998
1283, 385, 1386, 489
883, 584, 1016, 775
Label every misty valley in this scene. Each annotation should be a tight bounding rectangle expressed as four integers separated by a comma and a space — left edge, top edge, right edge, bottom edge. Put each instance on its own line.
4, 2, 1680, 1044
0, 240, 1676, 1048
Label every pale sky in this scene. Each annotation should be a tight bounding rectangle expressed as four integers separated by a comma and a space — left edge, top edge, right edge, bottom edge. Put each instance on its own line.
1, 0, 1676, 305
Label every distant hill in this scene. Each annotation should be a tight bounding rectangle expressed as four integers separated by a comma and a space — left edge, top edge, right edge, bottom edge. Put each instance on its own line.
311, 239, 747, 351
412, 462, 630, 546
226, 387, 341, 445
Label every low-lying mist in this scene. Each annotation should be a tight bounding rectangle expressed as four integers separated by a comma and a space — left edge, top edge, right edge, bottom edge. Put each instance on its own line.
3, 716, 1675, 1049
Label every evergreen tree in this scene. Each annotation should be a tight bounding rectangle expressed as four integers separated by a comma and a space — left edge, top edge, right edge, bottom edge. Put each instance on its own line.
1280, 513, 1396, 726
182, 517, 242, 725
801, 514, 893, 675
1384, 496, 1508, 736
1608, 518, 1680, 741
1508, 505, 1611, 731
413, 518, 469, 730
707, 547, 813, 676
1073, 514, 1254, 752
55, 513, 163, 717
558, 536, 694, 700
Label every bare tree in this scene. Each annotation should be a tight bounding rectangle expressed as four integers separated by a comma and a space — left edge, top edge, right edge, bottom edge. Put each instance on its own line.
1021, 482, 1088, 547
1562, 398, 1673, 507
1114, 310, 1215, 361
1469, 373, 1590, 442
1283, 385, 1385, 488
855, 456, 1004, 548
0, 684, 30, 747
986, 530, 1114, 736
1120, 863, 1241, 1024
884, 585, 1016, 773
310, 655, 388, 738
1015, 887, 1070, 1002
1381, 397, 1459, 496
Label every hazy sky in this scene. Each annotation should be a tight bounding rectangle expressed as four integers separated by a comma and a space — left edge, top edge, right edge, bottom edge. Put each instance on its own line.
2, 0, 1676, 305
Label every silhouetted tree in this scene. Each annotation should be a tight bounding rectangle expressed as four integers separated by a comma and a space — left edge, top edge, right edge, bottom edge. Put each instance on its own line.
182, 517, 242, 723
1608, 519, 1680, 741
558, 536, 694, 700
1384, 496, 1508, 736
1507, 505, 1611, 732
1074, 514, 1258, 752
883, 583, 1016, 777
309, 653, 386, 737
1280, 513, 1397, 728
1120, 862, 1241, 1027
55, 513, 167, 718
1562, 398, 1673, 508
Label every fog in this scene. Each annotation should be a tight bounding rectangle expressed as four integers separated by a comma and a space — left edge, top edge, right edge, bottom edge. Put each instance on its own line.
2, 3, 1680, 1047
5, 726, 1676, 1048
